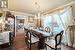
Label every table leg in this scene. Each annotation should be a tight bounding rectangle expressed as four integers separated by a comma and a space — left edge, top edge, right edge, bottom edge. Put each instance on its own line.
38, 36, 45, 49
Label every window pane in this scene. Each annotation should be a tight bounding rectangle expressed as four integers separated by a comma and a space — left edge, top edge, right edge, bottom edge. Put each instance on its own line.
53, 14, 63, 33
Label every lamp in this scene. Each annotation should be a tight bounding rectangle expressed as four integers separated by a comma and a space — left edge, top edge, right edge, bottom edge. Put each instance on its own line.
0, 0, 7, 8
0, 0, 8, 16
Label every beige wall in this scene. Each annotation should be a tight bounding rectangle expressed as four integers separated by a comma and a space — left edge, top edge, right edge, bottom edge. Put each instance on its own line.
10, 11, 35, 27
0, 9, 2, 13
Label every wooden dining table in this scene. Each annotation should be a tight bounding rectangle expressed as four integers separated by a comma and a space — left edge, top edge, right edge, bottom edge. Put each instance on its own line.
24, 28, 52, 49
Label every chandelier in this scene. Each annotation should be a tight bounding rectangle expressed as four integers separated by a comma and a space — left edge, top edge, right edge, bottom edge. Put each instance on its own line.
34, 0, 44, 27
34, 0, 43, 19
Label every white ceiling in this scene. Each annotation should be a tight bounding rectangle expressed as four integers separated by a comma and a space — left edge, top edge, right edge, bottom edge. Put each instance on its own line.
8, 0, 74, 15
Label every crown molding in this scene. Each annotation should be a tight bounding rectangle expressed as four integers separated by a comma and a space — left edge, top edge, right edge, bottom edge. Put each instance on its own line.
44, 1, 75, 15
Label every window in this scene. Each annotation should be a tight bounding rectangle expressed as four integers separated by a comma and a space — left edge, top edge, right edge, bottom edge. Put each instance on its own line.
53, 14, 63, 33
42, 15, 52, 28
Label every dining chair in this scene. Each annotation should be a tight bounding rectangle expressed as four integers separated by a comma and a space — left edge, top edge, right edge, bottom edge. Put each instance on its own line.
44, 26, 52, 41
50, 31, 64, 40
9, 32, 14, 50
45, 26, 50, 33
45, 31, 64, 50
0, 31, 14, 50
25, 30, 39, 50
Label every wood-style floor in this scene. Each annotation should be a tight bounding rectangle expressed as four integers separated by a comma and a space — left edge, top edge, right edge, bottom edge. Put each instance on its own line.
12, 32, 28, 50
11, 32, 75, 50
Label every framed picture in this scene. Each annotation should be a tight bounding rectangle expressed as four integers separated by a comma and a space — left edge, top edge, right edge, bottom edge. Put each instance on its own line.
28, 16, 34, 23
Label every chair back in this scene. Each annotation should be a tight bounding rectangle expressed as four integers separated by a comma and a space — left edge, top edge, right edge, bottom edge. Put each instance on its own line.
45, 26, 50, 33
26, 30, 33, 44
24, 28, 28, 34
24, 28, 29, 46
55, 31, 64, 47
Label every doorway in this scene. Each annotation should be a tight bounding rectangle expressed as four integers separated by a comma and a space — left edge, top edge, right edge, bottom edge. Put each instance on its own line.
16, 16, 25, 33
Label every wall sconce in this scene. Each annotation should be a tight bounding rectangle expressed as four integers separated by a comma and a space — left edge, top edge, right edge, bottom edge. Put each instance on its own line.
0, 0, 7, 8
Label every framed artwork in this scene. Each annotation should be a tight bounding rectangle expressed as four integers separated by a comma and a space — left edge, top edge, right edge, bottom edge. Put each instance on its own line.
28, 16, 34, 23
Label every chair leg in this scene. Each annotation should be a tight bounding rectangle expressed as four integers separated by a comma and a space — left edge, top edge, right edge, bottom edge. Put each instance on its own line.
51, 48, 53, 50
10, 46, 12, 50
58, 48, 61, 50
37, 44, 39, 50
29, 44, 31, 50
54, 48, 61, 50
46, 46, 47, 50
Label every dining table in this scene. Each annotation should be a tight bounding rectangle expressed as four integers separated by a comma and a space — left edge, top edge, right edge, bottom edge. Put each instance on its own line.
24, 27, 52, 49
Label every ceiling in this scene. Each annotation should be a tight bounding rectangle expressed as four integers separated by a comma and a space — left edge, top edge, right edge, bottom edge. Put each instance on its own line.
8, 0, 74, 15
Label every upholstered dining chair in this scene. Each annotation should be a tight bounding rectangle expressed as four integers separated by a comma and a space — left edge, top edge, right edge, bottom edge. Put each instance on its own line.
25, 30, 39, 50
50, 31, 64, 40
45, 31, 64, 50
44, 26, 52, 41
9, 32, 14, 50
0, 32, 13, 50
24, 28, 29, 45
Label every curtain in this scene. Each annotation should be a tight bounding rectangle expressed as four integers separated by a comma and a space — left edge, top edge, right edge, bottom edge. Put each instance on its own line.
41, 15, 52, 30
59, 6, 74, 46
52, 6, 73, 46
42, 6, 74, 47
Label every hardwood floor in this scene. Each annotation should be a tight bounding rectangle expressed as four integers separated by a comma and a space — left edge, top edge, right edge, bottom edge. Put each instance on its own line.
12, 32, 28, 50
11, 32, 75, 50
